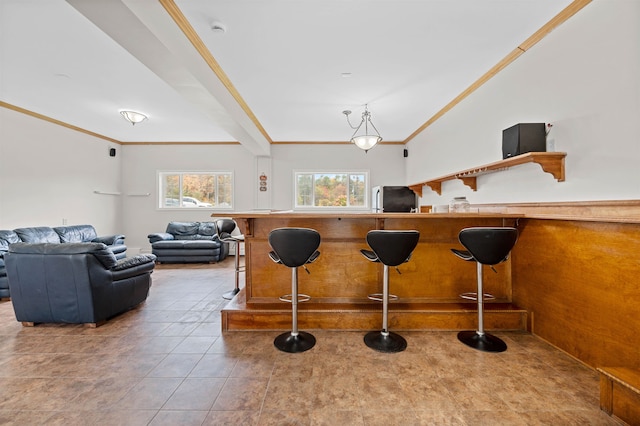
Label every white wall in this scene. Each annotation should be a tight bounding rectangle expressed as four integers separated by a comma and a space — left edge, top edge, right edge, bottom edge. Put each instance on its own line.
0, 107, 121, 234
406, 0, 640, 207
0, 105, 407, 254
121, 144, 254, 253
270, 144, 407, 210
121, 142, 407, 252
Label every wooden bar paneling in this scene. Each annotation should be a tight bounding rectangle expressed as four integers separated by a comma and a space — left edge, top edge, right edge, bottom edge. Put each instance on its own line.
234, 213, 520, 305
512, 219, 640, 370
598, 367, 640, 424
222, 289, 527, 332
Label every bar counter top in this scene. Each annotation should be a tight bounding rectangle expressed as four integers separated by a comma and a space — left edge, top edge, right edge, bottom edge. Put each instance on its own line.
229, 211, 524, 220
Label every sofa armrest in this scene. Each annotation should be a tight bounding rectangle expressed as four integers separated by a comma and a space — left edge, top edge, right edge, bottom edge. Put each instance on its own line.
148, 233, 174, 244
113, 254, 156, 270
93, 234, 126, 246
111, 254, 156, 281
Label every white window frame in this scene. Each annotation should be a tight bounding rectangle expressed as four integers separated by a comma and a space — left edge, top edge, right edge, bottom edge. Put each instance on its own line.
157, 170, 234, 210
293, 170, 370, 211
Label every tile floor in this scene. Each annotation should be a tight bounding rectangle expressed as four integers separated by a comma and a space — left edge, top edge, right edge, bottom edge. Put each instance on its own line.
0, 259, 622, 425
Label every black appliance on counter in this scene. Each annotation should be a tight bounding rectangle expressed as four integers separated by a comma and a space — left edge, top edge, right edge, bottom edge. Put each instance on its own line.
371, 186, 417, 213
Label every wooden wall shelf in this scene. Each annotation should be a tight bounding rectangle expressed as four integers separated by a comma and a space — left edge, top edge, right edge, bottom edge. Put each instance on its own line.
409, 152, 566, 196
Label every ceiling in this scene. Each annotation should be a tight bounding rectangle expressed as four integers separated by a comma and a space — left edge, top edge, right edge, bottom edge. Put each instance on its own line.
0, 0, 581, 155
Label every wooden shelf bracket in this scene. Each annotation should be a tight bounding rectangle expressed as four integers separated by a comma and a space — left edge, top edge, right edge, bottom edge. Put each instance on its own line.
409, 152, 566, 196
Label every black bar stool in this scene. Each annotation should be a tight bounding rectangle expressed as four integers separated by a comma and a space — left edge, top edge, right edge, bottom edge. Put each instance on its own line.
268, 227, 321, 353
217, 219, 245, 300
452, 227, 518, 353
361, 230, 420, 353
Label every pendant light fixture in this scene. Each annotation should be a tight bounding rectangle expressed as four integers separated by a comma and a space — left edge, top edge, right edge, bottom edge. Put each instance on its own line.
343, 104, 382, 153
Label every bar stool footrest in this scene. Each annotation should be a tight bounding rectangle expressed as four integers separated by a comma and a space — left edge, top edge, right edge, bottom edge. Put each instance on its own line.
367, 293, 398, 302
279, 294, 311, 303
460, 292, 495, 301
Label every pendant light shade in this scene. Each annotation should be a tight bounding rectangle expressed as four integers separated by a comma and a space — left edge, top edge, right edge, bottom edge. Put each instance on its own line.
343, 105, 382, 153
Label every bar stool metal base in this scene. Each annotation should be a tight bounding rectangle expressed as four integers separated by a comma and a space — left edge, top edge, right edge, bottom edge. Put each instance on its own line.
222, 238, 244, 300
364, 331, 407, 353
274, 331, 316, 353
222, 287, 240, 300
457, 330, 507, 353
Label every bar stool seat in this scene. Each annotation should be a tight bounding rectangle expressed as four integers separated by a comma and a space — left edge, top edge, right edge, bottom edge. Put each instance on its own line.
268, 227, 321, 353
453, 227, 518, 352
361, 230, 420, 353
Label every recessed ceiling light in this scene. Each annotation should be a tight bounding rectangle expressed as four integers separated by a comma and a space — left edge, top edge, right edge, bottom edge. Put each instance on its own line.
341, 72, 352, 78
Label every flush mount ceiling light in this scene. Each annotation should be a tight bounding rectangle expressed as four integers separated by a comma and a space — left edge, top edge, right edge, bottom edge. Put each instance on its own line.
343, 104, 382, 153
119, 110, 148, 126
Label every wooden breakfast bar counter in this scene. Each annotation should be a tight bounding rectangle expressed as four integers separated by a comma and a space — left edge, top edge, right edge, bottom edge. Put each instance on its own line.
221, 212, 527, 332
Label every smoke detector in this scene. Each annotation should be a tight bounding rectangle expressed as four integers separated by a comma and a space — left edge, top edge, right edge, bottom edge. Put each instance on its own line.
211, 21, 226, 34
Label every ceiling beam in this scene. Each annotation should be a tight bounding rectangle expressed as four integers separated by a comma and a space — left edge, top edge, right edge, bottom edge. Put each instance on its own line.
66, 0, 271, 156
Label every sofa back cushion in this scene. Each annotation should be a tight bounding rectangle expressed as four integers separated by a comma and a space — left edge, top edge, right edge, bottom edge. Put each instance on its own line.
0, 230, 21, 251
8, 242, 117, 269
198, 222, 217, 237
14, 227, 61, 244
166, 222, 218, 240
54, 225, 98, 243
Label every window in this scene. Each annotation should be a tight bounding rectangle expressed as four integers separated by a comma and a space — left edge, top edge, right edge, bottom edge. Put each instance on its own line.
294, 171, 368, 209
158, 171, 233, 209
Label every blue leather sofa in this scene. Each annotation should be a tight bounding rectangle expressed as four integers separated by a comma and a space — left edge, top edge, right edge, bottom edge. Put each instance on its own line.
147, 221, 232, 263
0, 224, 127, 299
5, 242, 155, 326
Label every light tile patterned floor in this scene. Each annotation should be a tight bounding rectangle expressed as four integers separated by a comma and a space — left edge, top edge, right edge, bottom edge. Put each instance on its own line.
0, 260, 622, 425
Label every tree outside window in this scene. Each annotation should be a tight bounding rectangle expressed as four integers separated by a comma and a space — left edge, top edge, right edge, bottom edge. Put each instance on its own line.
295, 171, 368, 209
159, 171, 233, 209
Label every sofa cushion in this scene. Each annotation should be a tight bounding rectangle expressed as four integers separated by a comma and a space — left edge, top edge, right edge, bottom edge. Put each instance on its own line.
113, 254, 157, 271
151, 240, 221, 249
109, 245, 127, 255
147, 232, 174, 244
166, 222, 200, 238
111, 254, 157, 280
8, 242, 118, 269
168, 222, 217, 240
0, 230, 21, 250
14, 227, 61, 243
53, 225, 98, 243
198, 222, 217, 237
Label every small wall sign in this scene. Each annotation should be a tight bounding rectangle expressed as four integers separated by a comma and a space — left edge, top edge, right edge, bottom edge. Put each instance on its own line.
259, 173, 268, 191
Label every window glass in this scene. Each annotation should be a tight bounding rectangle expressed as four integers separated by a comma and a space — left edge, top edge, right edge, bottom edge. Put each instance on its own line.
158, 171, 233, 209
294, 171, 368, 209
